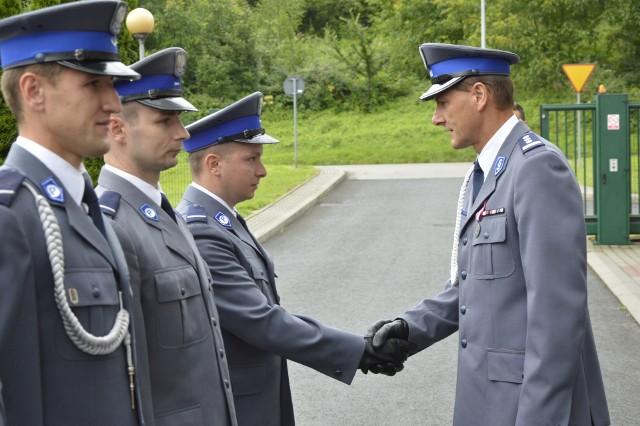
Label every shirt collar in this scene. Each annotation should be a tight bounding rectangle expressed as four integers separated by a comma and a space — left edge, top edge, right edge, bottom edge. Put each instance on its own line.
103, 164, 163, 206
16, 136, 86, 205
190, 182, 237, 217
477, 114, 519, 180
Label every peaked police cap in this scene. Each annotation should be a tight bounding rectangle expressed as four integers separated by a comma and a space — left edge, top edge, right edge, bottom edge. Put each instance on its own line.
0, 0, 139, 79
418, 43, 519, 101
183, 92, 278, 153
114, 47, 197, 112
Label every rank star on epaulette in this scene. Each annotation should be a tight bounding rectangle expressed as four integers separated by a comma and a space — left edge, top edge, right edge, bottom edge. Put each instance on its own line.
519, 133, 544, 153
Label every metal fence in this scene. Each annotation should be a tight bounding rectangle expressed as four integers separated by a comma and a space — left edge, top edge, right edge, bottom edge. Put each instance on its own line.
541, 98, 640, 240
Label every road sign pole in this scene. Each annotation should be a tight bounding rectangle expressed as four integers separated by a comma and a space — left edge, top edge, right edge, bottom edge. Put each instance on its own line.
577, 92, 581, 169
283, 76, 305, 168
293, 78, 298, 168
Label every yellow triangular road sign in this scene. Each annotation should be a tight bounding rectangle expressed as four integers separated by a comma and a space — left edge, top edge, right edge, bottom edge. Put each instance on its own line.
562, 64, 595, 93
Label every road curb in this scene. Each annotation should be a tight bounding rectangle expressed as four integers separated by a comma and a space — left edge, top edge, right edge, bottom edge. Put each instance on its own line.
246, 167, 346, 243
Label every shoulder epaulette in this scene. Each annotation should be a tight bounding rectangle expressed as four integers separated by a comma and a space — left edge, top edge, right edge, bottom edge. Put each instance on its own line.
183, 204, 208, 224
519, 132, 545, 156
0, 167, 26, 207
99, 190, 121, 218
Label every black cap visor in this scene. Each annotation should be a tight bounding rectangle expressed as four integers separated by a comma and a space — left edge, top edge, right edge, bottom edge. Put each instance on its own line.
137, 96, 198, 112
59, 60, 140, 79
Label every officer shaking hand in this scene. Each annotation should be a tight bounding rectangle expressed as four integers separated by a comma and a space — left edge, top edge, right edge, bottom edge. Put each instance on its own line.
177, 92, 408, 426
367, 43, 611, 426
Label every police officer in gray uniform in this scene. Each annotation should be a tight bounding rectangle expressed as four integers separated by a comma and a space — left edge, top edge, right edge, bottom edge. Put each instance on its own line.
0, 379, 5, 426
177, 92, 408, 425
0, 2, 145, 425
96, 47, 237, 425
369, 44, 610, 425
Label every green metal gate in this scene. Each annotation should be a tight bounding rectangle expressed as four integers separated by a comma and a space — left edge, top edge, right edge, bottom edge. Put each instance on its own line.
540, 93, 640, 245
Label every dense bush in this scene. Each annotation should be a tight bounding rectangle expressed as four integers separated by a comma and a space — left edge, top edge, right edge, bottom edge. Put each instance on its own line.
2, 0, 640, 170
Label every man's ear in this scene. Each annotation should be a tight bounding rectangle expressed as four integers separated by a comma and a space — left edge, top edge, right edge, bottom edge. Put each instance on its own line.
109, 115, 126, 144
19, 72, 45, 112
471, 82, 489, 111
204, 152, 222, 176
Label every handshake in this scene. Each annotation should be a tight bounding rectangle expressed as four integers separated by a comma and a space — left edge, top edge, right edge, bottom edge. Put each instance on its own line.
358, 319, 414, 376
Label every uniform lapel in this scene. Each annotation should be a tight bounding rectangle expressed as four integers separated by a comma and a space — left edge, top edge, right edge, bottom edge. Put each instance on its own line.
460, 121, 530, 232
99, 169, 198, 270
183, 185, 277, 281
6, 145, 117, 266
184, 185, 258, 251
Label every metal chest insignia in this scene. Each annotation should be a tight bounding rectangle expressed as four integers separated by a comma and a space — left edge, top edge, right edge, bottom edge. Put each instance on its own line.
215, 211, 232, 228
140, 204, 159, 221
40, 176, 64, 203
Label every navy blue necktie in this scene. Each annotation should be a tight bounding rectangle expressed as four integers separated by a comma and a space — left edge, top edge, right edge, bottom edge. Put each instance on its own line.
160, 193, 177, 223
82, 174, 107, 237
236, 212, 250, 233
472, 161, 484, 203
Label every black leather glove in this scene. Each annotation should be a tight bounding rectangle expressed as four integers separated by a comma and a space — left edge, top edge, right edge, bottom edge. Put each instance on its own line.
364, 319, 393, 340
359, 336, 410, 376
371, 319, 409, 348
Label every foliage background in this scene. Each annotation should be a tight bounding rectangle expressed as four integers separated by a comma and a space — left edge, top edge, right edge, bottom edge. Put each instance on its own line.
2, 0, 640, 181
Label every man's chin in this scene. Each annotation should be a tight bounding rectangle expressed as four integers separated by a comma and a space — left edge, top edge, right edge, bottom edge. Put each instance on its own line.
86, 140, 111, 158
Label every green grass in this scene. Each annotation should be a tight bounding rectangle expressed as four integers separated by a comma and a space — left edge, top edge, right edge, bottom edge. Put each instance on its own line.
160, 153, 318, 217
160, 94, 476, 216
160, 93, 639, 218
260, 94, 476, 166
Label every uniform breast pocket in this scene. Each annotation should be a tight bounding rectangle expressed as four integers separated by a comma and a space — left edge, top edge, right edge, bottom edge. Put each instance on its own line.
57, 268, 120, 360
155, 266, 208, 348
471, 216, 515, 279
249, 263, 278, 305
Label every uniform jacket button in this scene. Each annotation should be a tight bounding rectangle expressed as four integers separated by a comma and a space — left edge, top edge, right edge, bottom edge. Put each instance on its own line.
92, 286, 100, 298
461, 339, 467, 348
334, 370, 342, 377
462, 237, 468, 246
483, 232, 489, 239
224, 379, 230, 389
460, 271, 467, 280
460, 305, 466, 315
219, 348, 224, 358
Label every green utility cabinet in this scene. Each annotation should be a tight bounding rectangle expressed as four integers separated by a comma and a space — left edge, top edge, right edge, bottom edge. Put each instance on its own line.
594, 94, 630, 244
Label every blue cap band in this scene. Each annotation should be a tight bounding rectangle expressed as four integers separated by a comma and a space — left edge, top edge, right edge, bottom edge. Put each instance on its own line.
0, 30, 118, 69
115, 74, 182, 97
429, 57, 511, 78
184, 115, 261, 152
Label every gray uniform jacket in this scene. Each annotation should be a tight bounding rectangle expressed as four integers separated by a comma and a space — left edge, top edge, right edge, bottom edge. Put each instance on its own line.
96, 168, 237, 426
398, 121, 610, 425
0, 145, 141, 425
178, 185, 365, 426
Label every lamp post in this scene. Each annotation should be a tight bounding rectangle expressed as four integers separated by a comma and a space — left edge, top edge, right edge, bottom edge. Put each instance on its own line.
126, 8, 155, 60
481, 0, 486, 48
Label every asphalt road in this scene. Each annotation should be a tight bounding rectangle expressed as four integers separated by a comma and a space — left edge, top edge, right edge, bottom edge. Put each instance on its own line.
264, 175, 640, 425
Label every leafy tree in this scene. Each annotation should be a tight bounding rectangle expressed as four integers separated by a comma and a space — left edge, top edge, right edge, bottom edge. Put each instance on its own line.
325, 13, 384, 112
147, 0, 260, 116
300, 0, 377, 34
